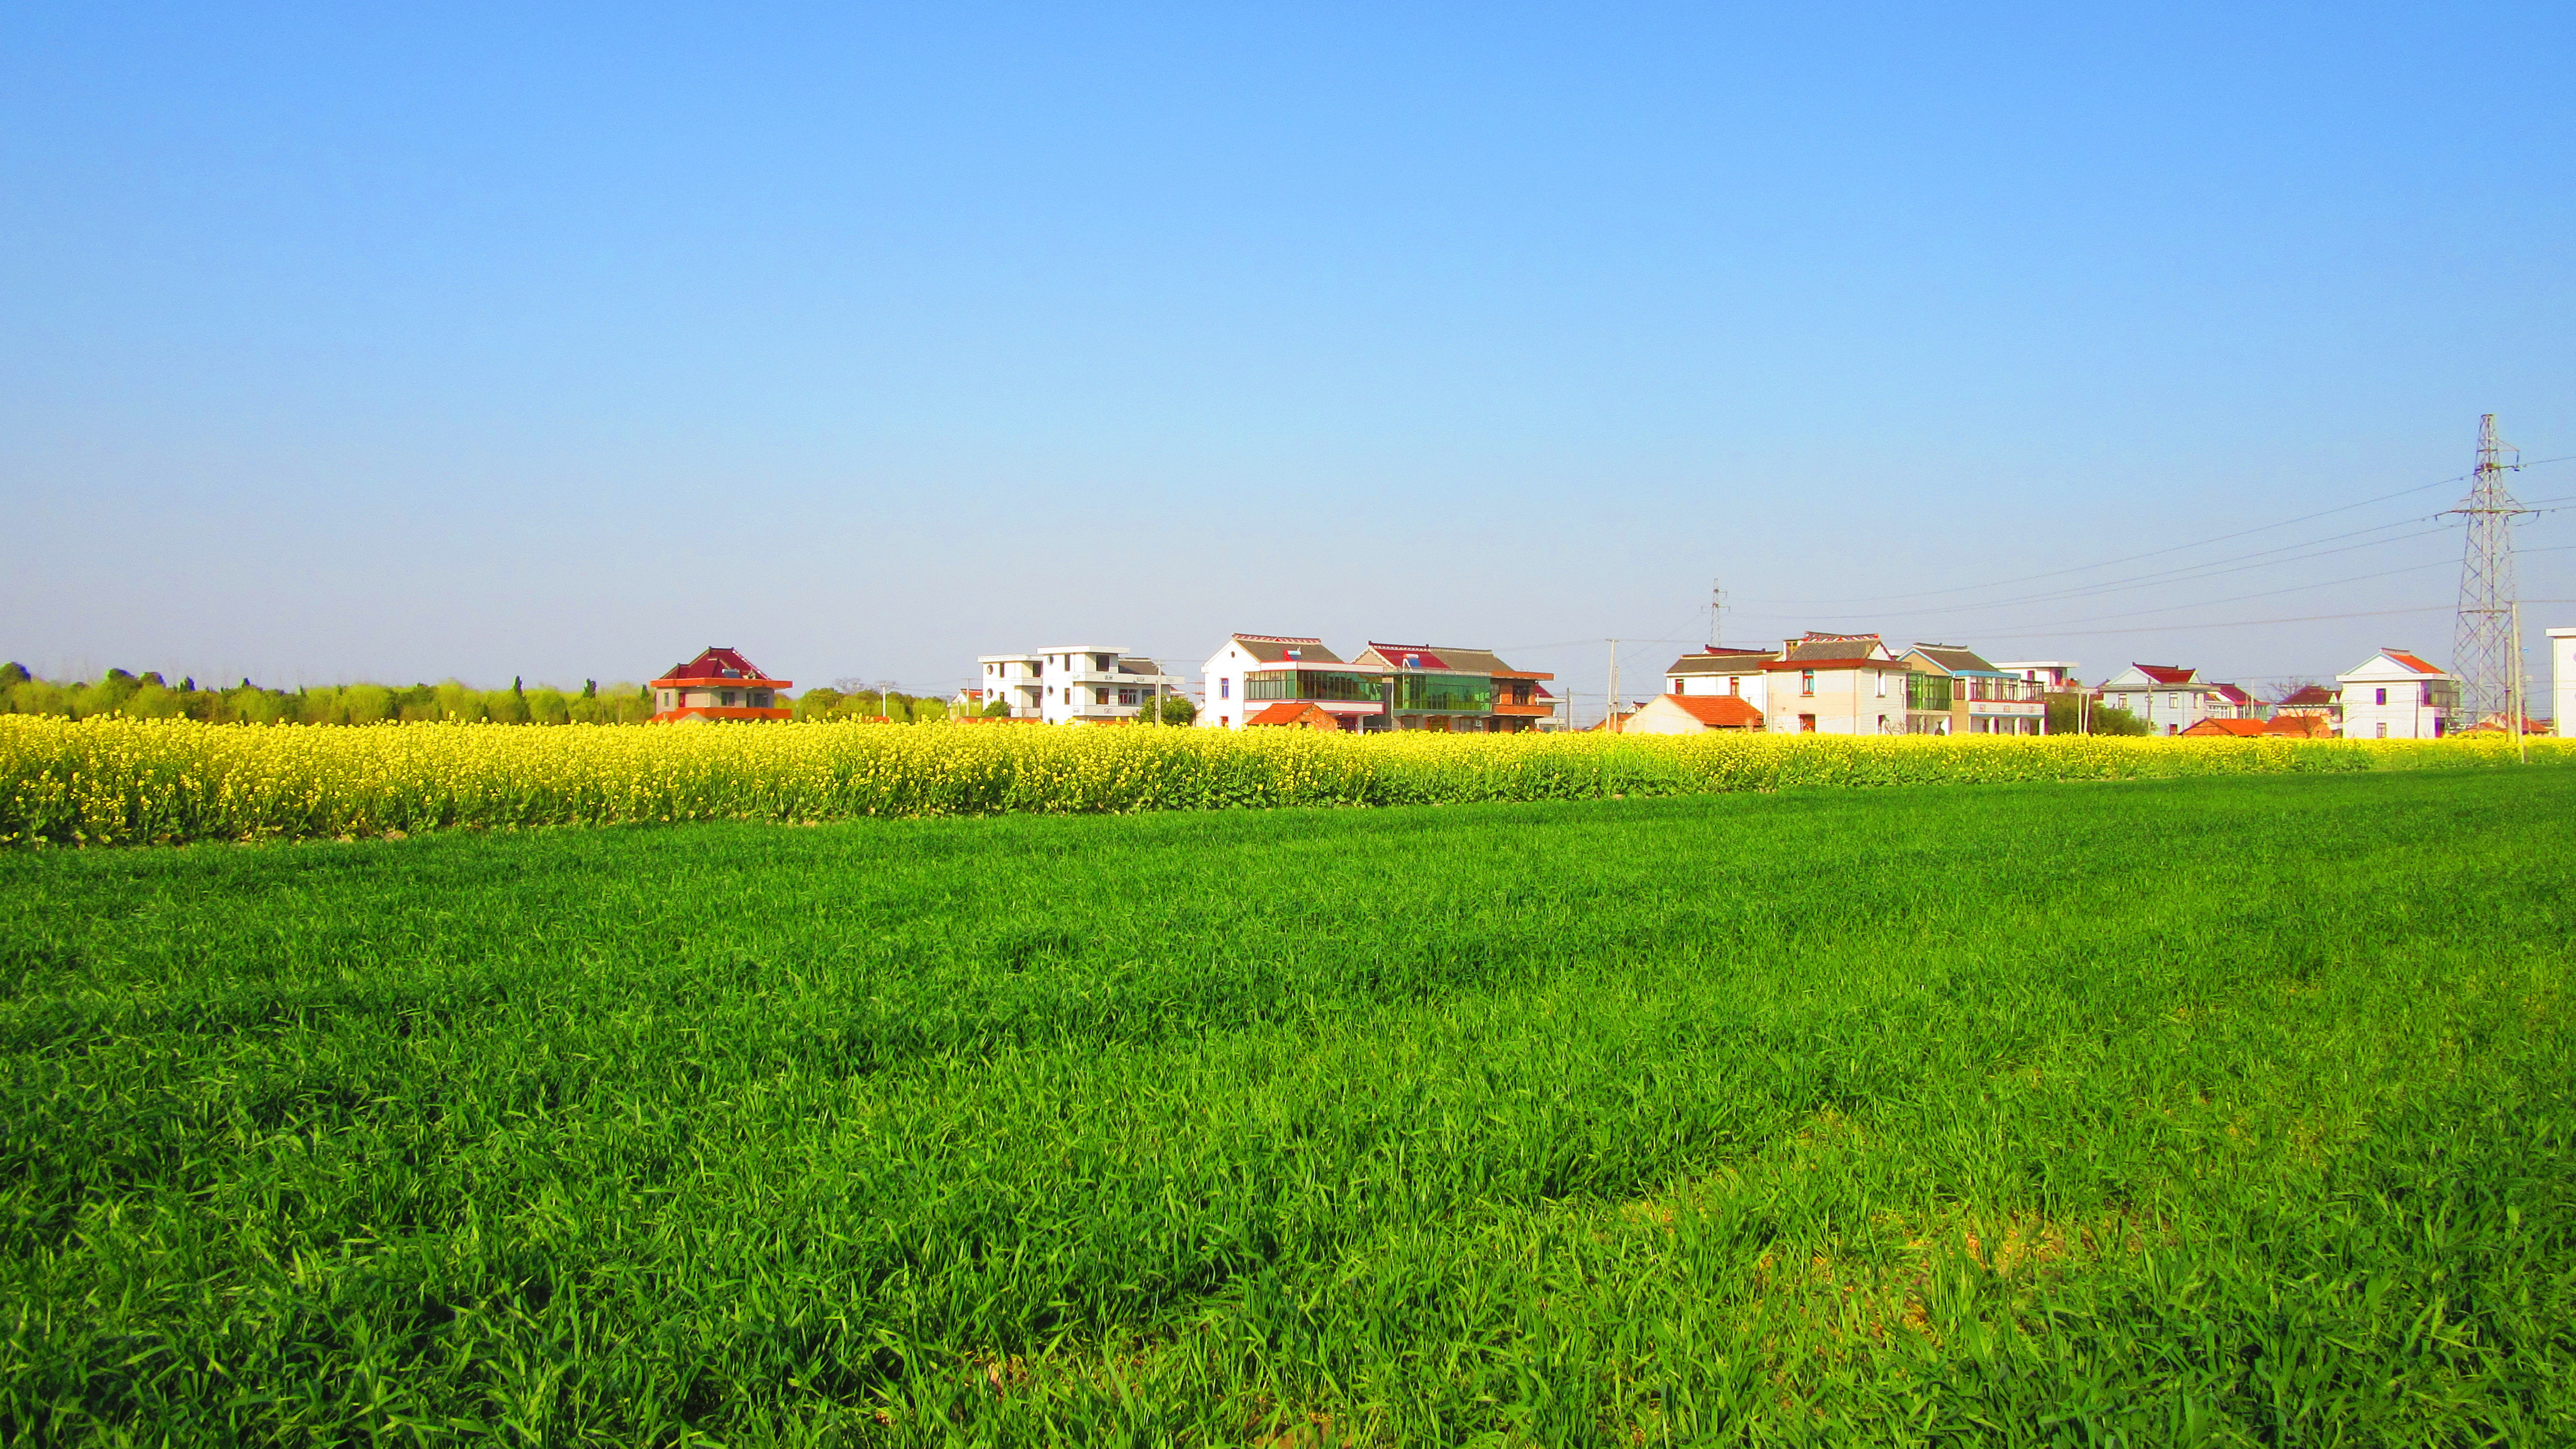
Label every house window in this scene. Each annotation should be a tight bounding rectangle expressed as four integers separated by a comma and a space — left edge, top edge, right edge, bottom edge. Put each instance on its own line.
1798, 714, 1817, 732
2375, 688, 2387, 706
1095, 688, 1109, 705
2167, 693, 2179, 708
2376, 722, 2389, 738
721, 691, 737, 707
1220, 679, 1231, 699
1727, 677, 1739, 695
1875, 672, 1888, 698
1801, 670, 1815, 695
1120, 689, 1138, 705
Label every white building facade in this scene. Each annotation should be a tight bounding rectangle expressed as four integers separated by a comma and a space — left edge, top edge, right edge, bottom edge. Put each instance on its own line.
2553, 627, 2576, 737
1993, 661, 2080, 689
2335, 648, 2457, 740
1663, 648, 1776, 709
2098, 664, 2227, 736
972, 645, 1185, 724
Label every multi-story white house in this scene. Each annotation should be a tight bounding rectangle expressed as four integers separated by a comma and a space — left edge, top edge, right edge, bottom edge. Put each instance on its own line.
1663, 647, 1777, 707
2097, 664, 2231, 736
1760, 633, 1911, 735
1992, 660, 2080, 689
2336, 648, 2457, 739
2553, 627, 2575, 737
972, 646, 1185, 724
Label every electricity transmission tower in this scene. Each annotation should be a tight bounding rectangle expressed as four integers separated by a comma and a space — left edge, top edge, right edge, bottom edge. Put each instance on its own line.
2447, 414, 2530, 731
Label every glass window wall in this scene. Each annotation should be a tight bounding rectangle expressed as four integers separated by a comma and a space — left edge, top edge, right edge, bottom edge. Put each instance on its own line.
1389, 674, 1493, 712
1246, 671, 1385, 702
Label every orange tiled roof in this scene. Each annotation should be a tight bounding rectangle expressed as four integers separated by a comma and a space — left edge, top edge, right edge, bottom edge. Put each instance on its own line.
1665, 693, 1765, 729
2382, 650, 2442, 675
2180, 717, 2269, 737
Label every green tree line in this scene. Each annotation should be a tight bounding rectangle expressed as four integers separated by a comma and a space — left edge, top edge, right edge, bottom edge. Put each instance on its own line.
0, 665, 660, 725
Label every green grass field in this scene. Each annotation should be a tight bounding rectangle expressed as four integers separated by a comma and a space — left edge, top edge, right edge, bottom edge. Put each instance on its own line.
6, 767, 2573, 1445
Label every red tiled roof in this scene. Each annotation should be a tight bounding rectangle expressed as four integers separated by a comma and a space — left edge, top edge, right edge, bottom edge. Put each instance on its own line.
2382, 650, 2442, 675
1365, 643, 1447, 670
2211, 683, 2253, 705
1761, 656, 1903, 671
2276, 684, 2337, 707
2181, 718, 2269, 737
654, 647, 787, 685
1665, 694, 1765, 728
2264, 714, 2334, 738
1244, 701, 1336, 728
2132, 664, 2196, 684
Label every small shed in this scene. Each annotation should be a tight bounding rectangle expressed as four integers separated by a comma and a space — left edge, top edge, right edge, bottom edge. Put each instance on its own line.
1622, 693, 1767, 734
1244, 701, 1342, 731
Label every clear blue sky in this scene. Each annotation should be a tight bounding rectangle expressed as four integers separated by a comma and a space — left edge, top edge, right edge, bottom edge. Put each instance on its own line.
6, 2, 2571, 712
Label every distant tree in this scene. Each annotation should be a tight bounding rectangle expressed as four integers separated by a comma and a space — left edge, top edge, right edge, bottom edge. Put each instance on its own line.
0, 662, 28, 687
1157, 695, 1199, 726
794, 688, 845, 721
581, 679, 598, 699
912, 696, 950, 723
2090, 704, 2151, 737
981, 698, 1013, 718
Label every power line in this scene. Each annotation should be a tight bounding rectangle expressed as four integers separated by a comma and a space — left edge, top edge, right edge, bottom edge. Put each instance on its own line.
1737, 471, 2475, 608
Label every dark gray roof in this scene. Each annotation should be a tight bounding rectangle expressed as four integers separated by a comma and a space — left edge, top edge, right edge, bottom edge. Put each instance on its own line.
1905, 644, 2001, 674
1782, 638, 1889, 663
1233, 636, 1345, 665
1666, 651, 1780, 674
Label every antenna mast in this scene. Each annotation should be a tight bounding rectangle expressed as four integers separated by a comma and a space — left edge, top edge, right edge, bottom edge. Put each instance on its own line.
2449, 414, 2530, 732
1708, 577, 1726, 647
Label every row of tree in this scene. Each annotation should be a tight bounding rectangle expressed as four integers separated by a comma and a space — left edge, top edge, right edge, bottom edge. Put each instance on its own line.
0, 665, 662, 725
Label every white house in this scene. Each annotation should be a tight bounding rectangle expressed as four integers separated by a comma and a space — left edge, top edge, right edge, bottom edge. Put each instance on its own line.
2097, 664, 2229, 736
1992, 660, 2080, 689
2335, 648, 2457, 740
1761, 633, 1911, 735
973, 646, 1185, 724
2553, 627, 2575, 737
1199, 634, 1557, 732
1663, 647, 1777, 708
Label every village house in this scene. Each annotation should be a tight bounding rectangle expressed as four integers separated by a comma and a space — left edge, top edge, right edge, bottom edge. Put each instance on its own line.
651, 647, 793, 723
2269, 684, 2342, 735
1620, 692, 1766, 734
1661, 646, 1778, 706
1902, 643, 2048, 735
973, 646, 1185, 724
2096, 664, 2232, 735
1198, 635, 1556, 732
1760, 633, 1911, 735
2336, 648, 2457, 739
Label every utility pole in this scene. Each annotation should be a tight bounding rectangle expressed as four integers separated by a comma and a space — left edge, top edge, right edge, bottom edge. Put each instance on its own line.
1708, 578, 1726, 648
2513, 603, 2529, 763
1606, 639, 1620, 732
2449, 414, 2531, 733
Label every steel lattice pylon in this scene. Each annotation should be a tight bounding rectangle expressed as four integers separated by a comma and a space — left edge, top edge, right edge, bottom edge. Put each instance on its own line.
2449, 414, 2529, 731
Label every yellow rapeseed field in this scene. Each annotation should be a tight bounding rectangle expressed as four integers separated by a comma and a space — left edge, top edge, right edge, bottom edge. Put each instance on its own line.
0, 715, 2560, 846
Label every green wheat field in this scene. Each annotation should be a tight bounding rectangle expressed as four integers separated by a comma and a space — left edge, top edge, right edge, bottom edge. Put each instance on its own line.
6, 765, 2573, 1445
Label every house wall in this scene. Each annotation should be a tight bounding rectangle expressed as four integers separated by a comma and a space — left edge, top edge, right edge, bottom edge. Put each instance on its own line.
1762, 664, 1905, 735
2097, 673, 2215, 736
2552, 628, 2575, 737
1665, 667, 1769, 708
2337, 674, 2452, 739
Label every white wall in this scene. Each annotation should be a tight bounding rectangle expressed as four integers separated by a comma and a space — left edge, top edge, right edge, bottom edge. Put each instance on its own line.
2549, 628, 2575, 737
2337, 677, 2447, 739
1666, 669, 1768, 708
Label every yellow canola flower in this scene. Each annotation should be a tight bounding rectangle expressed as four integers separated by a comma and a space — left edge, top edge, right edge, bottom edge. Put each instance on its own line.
0, 716, 2561, 847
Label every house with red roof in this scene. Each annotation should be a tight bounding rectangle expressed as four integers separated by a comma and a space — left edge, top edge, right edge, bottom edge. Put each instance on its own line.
1621, 692, 1767, 734
2095, 663, 2237, 736
2270, 683, 2341, 735
1760, 633, 1911, 735
650, 647, 792, 723
2336, 648, 2457, 739
1197, 634, 1556, 732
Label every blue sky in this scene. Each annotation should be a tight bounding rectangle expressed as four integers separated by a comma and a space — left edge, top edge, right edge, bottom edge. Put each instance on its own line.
5, 2, 2571, 712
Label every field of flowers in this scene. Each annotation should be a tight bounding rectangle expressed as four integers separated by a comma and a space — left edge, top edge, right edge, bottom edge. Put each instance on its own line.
1, 713, 2564, 846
